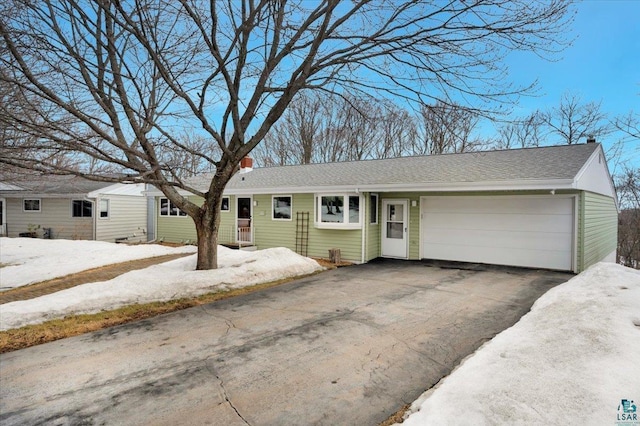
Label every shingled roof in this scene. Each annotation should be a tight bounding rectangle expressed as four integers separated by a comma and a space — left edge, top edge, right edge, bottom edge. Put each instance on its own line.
0, 175, 112, 197
189, 143, 600, 194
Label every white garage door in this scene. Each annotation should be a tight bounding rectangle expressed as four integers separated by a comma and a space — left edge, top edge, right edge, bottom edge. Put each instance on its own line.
421, 196, 574, 271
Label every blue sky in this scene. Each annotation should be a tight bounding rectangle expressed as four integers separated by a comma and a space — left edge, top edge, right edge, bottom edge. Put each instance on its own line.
501, 0, 639, 169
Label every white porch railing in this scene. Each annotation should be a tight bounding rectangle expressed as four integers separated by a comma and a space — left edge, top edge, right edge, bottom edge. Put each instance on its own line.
218, 225, 253, 247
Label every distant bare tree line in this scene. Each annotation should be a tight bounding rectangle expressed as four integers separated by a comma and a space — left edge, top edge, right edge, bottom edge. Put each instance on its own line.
253, 90, 636, 167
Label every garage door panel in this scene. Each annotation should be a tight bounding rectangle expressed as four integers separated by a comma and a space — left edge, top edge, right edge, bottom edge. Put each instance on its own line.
423, 229, 573, 251
421, 196, 574, 271
423, 243, 572, 271
425, 213, 573, 233
422, 197, 572, 215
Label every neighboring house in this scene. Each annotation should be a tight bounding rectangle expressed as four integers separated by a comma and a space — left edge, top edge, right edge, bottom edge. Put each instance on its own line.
0, 175, 149, 243
150, 142, 618, 273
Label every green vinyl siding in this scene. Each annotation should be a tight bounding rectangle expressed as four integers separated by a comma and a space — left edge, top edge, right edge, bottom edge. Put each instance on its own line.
156, 195, 236, 244
578, 191, 618, 272
157, 193, 363, 262
253, 193, 362, 262
156, 196, 199, 243
365, 193, 381, 261
157, 188, 619, 271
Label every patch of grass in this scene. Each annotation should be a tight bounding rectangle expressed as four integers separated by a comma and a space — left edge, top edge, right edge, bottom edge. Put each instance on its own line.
379, 403, 411, 425
0, 262, 14, 268
0, 273, 322, 354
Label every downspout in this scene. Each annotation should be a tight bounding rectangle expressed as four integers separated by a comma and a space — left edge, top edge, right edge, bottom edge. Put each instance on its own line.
361, 192, 366, 264
89, 196, 97, 241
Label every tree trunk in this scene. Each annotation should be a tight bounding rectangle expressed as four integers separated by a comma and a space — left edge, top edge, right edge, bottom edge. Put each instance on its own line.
195, 217, 219, 270
194, 191, 225, 270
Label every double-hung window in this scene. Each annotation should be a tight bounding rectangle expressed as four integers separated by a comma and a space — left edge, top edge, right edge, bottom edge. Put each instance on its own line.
72, 200, 93, 217
99, 199, 109, 219
159, 198, 187, 217
221, 196, 230, 212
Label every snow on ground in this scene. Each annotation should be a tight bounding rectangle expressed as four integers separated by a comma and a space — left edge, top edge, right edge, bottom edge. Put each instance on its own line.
0, 242, 323, 331
400, 262, 640, 426
0, 238, 197, 290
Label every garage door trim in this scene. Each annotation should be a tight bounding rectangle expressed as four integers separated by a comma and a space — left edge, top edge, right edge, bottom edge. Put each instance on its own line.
419, 195, 577, 272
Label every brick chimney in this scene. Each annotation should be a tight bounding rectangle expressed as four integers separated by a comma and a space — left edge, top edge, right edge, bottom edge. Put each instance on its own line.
239, 156, 253, 173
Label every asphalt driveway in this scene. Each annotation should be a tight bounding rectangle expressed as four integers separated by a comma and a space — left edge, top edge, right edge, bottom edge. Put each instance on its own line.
0, 259, 571, 425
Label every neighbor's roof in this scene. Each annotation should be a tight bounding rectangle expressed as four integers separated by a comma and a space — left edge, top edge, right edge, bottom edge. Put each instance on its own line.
187, 143, 602, 194
0, 175, 113, 197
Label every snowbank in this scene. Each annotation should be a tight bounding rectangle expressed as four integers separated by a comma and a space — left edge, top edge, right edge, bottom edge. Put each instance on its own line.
0, 243, 322, 331
0, 238, 197, 289
401, 262, 640, 425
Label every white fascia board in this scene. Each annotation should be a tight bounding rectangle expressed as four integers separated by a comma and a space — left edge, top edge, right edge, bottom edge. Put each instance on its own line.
222, 179, 577, 195
5, 192, 94, 199
144, 187, 195, 197
88, 183, 145, 198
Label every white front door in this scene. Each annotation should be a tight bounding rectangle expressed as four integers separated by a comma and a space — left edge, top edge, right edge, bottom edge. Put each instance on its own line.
382, 199, 408, 258
236, 196, 252, 243
0, 198, 5, 236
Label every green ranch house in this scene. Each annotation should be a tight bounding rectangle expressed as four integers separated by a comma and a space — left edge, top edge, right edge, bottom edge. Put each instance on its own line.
150, 142, 618, 273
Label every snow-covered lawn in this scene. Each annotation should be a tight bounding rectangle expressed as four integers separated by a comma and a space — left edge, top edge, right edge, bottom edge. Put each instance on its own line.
401, 262, 640, 426
0, 238, 322, 331
0, 238, 197, 289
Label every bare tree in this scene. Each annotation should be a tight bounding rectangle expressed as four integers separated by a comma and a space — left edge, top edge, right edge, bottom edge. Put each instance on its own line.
615, 167, 640, 269
413, 101, 483, 155
614, 110, 640, 141
0, 0, 574, 269
495, 112, 543, 149
539, 91, 612, 144
159, 134, 219, 179
374, 102, 417, 159
253, 92, 324, 166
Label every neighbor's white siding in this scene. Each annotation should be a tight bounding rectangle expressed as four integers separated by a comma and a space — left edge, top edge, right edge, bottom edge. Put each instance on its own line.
95, 195, 148, 243
4, 197, 93, 240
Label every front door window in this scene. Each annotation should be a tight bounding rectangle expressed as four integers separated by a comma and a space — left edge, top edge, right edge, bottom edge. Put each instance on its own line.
237, 197, 252, 243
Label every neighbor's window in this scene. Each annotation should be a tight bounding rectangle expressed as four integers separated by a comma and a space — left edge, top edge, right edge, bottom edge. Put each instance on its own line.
221, 196, 230, 212
315, 194, 361, 229
272, 195, 292, 220
72, 200, 93, 218
160, 198, 187, 217
99, 199, 109, 219
23, 199, 41, 212
370, 193, 378, 225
